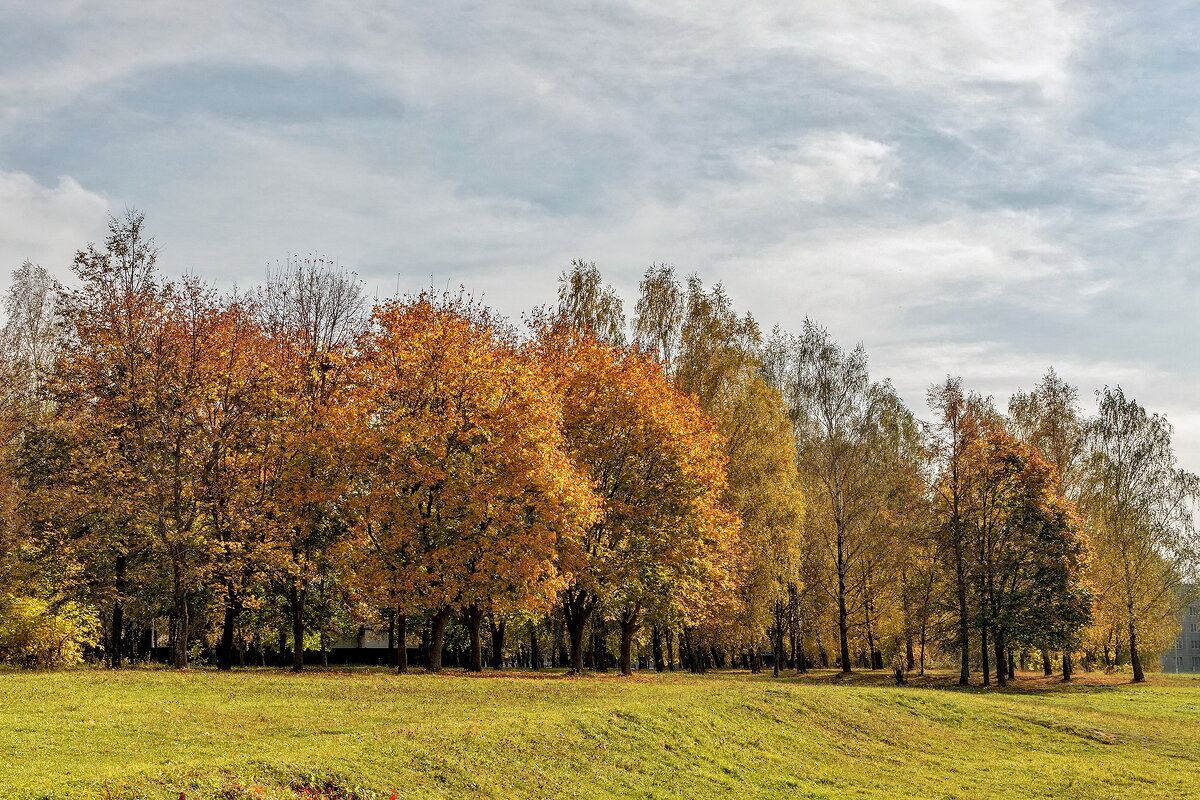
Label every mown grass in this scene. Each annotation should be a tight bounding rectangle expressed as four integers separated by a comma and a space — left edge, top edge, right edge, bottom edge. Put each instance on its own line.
0, 667, 1198, 799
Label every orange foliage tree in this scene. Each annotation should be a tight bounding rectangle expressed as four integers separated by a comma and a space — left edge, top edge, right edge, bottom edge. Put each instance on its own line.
965, 423, 1092, 687
347, 295, 596, 672
535, 320, 737, 675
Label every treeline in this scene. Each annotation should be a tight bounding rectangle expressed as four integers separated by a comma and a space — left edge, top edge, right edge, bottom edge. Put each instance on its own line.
0, 211, 1196, 683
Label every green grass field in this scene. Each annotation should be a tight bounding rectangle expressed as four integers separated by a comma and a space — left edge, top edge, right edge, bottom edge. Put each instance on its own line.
1, 667, 1198, 800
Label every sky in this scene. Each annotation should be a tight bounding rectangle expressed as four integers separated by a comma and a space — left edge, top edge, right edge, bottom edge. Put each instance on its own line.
1, 1, 1199, 468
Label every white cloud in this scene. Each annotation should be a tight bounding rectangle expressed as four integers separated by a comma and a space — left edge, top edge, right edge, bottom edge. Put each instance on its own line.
634, 0, 1092, 105
1089, 154, 1200, 228
683, 210, 1104, 343
730, 133, 896, 205
0, 171, 108, 278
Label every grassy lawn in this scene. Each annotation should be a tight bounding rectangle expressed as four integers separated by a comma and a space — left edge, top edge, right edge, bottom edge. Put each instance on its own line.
0, 667, 1198, 799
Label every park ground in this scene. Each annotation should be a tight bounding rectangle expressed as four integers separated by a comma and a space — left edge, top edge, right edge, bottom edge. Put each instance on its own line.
0, 667, 1198, 799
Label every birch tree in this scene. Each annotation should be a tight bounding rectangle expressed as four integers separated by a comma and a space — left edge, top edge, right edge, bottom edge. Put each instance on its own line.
1082, 386, 1199, 682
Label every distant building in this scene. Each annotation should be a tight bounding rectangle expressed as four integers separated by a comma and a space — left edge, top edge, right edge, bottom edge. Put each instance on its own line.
1162, 586, 1200, 673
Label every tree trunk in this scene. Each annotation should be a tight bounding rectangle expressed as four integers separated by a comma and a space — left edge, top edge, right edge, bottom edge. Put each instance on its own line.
592, 614, 610, 672
427, 607, 450, 672
217, 590, 239, 672
618, 605, 639, 676
665, 629, 675, 672
954, 537, 970, 686
683, 626, 704, 673
386, 610, 396, 668
1062, 652, 1073, 682
993, 633, 1007, 687
651, 627, 665, 672
171, 564, 189, 669
110, 552, 127, 669
772, 598, 785, 677
836, 525, 852, 674
774, 627, 784, 678
530, 628, 540, 671
396, 613, 408, 674
489, 616, 506, 669
792, 633, 811, 676
564, 592, 592, 675
788, 582, 804, 674
919, 622, 927, 676
1128, 606, 1145, 682
980, 623, 990, 687
289, 584, 306, 673
899, 569, 915, 672
1041, 648, 1053, 676
465, 604, 484, 672
863, 571, 882, 671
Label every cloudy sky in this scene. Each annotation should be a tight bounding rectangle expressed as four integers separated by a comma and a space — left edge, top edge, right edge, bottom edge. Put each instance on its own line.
2, 1, 1199, 466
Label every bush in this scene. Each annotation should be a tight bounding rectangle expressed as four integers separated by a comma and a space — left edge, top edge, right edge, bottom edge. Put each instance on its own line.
0, 593, 97, 667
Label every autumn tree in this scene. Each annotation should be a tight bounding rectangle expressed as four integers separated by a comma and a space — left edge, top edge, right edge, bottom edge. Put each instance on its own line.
965, 423, 1091, 687
558, 260, 625, 344
347, 294, 595, 673
768, 322, 888, 674
190, 297, 282, 671
255, 258, 365, 672
633, 264, 685, 366
927, 377, 987, 685
50, 211, 223, 668
635, 268, 803, 672
0, 261, 64, 575
1009, 368, 1088, 676
860, 387, 925, 673
1081, 387, 1198, 682
0, 263, 98, 667
537, 319, 735, 676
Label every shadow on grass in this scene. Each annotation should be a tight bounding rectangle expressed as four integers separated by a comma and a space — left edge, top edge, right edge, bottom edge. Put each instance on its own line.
764, 667, 1173, 695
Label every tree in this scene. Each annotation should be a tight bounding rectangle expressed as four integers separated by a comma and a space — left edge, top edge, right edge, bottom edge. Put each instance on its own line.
1009, 368, 1088, 676
1082, 387, 1198, 682
719, 376, 804, 676
191, 296, 281, 671
768, 322, 887, 674
927, 377, 987, 686
53, 211, 223, 668
558, 260, 625, 345
255, 258, 365, 672
1009, 369, 1087, 497
633, 264, 685, 366
966, 423, 1091, 687
633, 268, 804, 671
537, 320, 735, 675
348, 294, 595, 673
1, 261, 63, 421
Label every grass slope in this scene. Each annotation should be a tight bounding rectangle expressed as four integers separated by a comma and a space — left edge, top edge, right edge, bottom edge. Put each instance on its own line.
0, 668, 1198, 799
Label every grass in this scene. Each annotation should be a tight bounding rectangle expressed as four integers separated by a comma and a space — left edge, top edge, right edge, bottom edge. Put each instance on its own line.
0, 667, 1198, 799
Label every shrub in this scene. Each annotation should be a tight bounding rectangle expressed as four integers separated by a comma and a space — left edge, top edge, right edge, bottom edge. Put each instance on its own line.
0, 593, 97, 667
